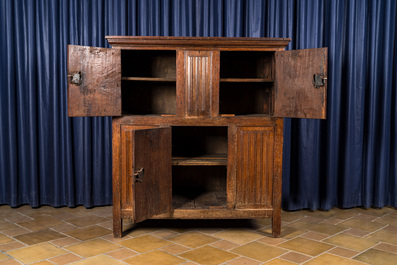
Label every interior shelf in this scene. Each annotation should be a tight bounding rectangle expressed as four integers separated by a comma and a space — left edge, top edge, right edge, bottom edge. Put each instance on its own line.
220, 78, 273, 83
122, 77, 176, 82
172, 154, 227, 166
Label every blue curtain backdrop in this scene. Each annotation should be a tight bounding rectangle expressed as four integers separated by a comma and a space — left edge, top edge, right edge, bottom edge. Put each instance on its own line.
0, 0, 396, 209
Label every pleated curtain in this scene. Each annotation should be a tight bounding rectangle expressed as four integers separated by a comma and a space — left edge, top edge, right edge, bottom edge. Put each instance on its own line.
0, 0, 396, 209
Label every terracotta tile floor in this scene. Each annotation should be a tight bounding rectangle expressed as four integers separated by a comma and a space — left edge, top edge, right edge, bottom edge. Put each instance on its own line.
0, 205, 396, 264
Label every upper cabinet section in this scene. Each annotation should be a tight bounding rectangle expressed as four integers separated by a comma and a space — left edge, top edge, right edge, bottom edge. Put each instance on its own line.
67, 36, 327, 119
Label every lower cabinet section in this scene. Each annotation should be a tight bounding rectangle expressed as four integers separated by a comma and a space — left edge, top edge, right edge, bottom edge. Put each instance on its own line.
112, 117, 283, 238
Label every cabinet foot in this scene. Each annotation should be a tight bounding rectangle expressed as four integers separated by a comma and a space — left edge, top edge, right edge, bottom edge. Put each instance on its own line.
272, 216, 281, 238
113, 217, 123, 238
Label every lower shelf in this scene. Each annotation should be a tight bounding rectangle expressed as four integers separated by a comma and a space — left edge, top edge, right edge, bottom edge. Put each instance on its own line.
172, 191, 227, 209
172, 155, 227, 166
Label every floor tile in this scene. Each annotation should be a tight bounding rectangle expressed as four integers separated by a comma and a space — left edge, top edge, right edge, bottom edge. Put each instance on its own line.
72, 254, 126, 265
31, 261, 54, 265
181, 245, 238, 265
258, 236, 287, 245
232, 242, 287, 262
0, 259, 20, 265
51, 236, 81, 247
0, 221, 17, 231
325, 233, 377, 252
343, 228, 370, 237
263, 259, 296, 265
1, 227, 31, 237
288, 221, 345, 235
227, 257, 261, 265
357, 207, 394, 217
4, 213, 33, 223
278, 237, 333, 256
327, 247, 360, 258
65, 215, 108, 227
0, 234, 13, 244
373, 242, 397, 254
17, 216, 64, 232
168, 231, 219, 248
366, 226, 397, 245
373, 214, 397, 225
7, 242, 67, 264
51, 223, 78, 233
14, 229, 65, 245
118, 234, 172, 252
354, 248, 397, 265
279, 251, 311, 263
65, 225, 112, 240
213, 229, 264, 244
305, 253, 366, 265
0, 241, 26, 252
333, 208, 361, 220
0, 253, 8, 261
49, 253, 83, 265
337, 217, 385, 232
106, 248, 138, 259
161, 244, 191, 254
300, 231, 330, 241
211, 240, 240, 250
65, 238, 121, 258
125, 250, 184, 265
260, 226, 306, 239
150, 229, 178, 239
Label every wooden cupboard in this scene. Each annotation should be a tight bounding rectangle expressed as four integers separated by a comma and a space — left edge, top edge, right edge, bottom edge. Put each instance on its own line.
67, 36, 327, 237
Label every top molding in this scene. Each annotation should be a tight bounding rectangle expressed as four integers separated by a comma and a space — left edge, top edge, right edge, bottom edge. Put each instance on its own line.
106, 36, 291, 50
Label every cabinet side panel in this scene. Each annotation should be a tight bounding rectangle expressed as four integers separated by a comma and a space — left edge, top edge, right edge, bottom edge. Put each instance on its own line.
121, 128, 134, 211
236, 127, 274, 208
183, 51, 213, 117
67, 45, 121, 117
112, 119, 122, 237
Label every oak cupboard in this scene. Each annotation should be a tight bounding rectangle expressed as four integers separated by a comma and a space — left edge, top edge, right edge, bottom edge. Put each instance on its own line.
67, 36, 327, 237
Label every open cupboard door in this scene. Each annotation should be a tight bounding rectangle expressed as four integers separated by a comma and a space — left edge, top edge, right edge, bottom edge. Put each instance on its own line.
121, 126, 172, 223
67, 45, 121, 117
274, 48, 327, 119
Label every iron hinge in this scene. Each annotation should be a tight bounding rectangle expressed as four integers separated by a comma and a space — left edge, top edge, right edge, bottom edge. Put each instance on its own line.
313, 74, 327, 88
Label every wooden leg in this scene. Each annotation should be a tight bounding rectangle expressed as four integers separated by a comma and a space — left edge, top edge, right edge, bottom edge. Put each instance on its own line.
113, 214, 123, 238
272, 212, 281, 238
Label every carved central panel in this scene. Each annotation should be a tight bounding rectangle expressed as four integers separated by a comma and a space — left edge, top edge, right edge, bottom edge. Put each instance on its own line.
184, 51, 213, 117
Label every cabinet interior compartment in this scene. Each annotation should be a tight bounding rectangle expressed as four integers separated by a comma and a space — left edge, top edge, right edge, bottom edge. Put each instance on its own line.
172, 126, 228, 163
220, 51, 274, 80
122, 81, 176, 115
172, 166, 227, 209
171, 126, 228, 209
219, 51, 274, 116
121, 50, 176, 115
219, 82, 273, 116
